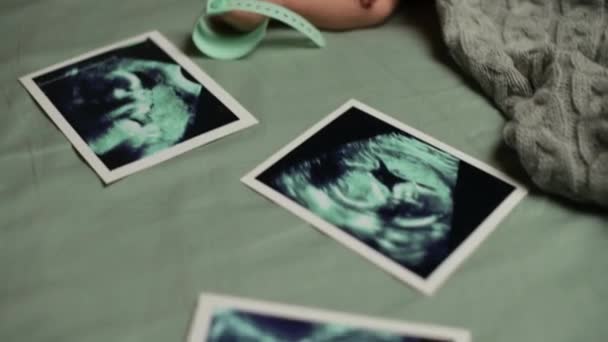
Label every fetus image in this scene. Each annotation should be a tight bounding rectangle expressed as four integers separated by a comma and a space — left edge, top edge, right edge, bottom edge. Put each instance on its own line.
207, 309, 451, 342
35, 39, 237, 170
253, 106, 518, 279
258, 109, 461, 278
274, 133, 458, 267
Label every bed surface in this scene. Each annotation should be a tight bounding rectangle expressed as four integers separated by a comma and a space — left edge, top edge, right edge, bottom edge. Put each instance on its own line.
1, 1, 607, 341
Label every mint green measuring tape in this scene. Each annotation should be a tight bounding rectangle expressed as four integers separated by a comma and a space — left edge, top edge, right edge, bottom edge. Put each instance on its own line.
192, 0, 326, 60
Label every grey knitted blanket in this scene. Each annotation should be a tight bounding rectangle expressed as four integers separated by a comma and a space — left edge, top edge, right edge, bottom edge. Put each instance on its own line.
436, 0, 608, 207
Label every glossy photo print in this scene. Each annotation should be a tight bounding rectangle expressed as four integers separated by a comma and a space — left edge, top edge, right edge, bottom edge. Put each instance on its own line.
188, 294, 471, 342
20, 31, 257, 183
242, 100, 527, 295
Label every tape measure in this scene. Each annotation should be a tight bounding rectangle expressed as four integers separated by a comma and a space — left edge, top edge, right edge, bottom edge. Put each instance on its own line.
192, 0, 326, 60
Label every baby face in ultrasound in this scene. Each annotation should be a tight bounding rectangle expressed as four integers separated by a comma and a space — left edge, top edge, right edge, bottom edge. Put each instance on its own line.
52, 57, 202, 168
271, 133, 459, 269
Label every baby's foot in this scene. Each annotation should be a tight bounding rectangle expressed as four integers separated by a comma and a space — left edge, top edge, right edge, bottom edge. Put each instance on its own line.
360, 0, 377, 9
214, 11, 267, 32
212, 0, 285, 32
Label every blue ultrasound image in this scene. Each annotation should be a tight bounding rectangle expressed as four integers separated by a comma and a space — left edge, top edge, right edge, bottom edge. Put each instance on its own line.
206, 309, 451, 342
34, 38, 238, 170
257, 107, 516, 279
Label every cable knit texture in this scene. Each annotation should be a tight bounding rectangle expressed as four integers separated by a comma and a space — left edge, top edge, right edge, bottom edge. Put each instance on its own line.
436, 0, 608, 207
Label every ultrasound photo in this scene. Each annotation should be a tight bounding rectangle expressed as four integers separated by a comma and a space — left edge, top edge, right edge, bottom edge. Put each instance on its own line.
21, 31, 257, 183
188, 294, 471, 342
242, 100, 527, 295
207, 310, 449, 342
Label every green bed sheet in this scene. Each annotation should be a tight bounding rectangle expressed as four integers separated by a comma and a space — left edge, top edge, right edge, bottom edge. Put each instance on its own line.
1, 1, 607, 341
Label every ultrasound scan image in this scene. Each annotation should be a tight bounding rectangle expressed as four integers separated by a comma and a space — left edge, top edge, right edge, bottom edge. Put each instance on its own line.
206, 309, 451, 342
34, 39, 238, 170
258, 108, 515, 278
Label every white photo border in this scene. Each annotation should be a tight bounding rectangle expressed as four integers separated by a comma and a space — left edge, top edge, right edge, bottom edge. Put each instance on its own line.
241, 99, 527, 296
187, 293, 472, 342
20, 31, 258, 184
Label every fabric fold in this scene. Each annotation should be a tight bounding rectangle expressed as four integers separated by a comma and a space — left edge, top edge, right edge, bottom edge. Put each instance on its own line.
436, 0, 608, 207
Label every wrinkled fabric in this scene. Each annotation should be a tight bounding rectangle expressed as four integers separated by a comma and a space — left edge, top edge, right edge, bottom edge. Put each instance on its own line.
437, 0, 608, 207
